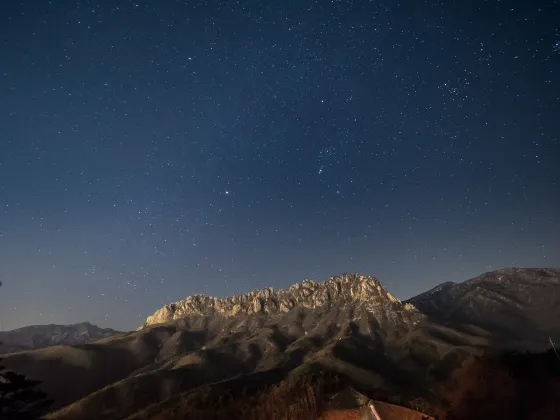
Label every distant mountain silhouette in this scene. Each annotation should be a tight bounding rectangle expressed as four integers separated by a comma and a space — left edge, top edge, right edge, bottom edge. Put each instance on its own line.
0, 322, 121, 355
0, 269, 557, 419
406, 267, 560, 345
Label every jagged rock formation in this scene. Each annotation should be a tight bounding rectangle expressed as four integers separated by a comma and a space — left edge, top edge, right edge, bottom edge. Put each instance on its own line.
143, 273, 419, 328
406, 267, 560, 341
2, 268, 558, 420
0, 322, 121, 355
4, 273, 431, 420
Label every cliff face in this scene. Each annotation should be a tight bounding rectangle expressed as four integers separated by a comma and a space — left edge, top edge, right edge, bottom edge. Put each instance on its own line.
143, 273, 418, 327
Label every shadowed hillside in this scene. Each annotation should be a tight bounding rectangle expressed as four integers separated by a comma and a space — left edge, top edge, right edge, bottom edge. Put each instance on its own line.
434, 348, 560, 419
406, 268, 560, 345
0, 269, 558, 419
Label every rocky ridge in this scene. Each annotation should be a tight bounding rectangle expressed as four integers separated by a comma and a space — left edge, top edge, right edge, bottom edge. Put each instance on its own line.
143, 273, 418, 327
3, 268, 557, 420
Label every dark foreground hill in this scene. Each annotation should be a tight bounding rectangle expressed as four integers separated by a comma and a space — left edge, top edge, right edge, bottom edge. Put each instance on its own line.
0, 322, 121, 355
122, 347, 560, 420
1, 268, 559, 420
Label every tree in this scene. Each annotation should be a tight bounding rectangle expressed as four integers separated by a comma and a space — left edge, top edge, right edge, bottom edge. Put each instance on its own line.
0, 364, 52, 419
0, 282, 52, 419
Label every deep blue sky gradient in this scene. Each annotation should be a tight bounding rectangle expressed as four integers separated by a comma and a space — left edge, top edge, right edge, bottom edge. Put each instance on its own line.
0, 0, 559, 330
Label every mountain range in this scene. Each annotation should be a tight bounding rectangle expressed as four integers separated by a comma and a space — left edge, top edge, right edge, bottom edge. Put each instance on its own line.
1, 267, 559, 419
0, 322, 120, 355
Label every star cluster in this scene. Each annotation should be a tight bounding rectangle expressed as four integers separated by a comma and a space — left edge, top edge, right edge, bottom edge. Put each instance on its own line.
0, 0, 558, 330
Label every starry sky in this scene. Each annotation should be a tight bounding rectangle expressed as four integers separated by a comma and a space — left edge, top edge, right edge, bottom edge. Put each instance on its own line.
0, 0, 559, 331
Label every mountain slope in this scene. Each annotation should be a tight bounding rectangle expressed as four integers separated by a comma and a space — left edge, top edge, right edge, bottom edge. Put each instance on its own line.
2, 269, 557, 420
0, 322, 121, 355
3, 274, 428, 419
406, 267, 560, 343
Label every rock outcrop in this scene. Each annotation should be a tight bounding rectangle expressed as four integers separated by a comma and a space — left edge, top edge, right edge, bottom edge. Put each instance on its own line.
4, 268, 558, 420
143, 273, 419, 328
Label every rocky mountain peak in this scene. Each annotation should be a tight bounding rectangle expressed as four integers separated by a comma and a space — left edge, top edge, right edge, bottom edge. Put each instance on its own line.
143, 273, 418, 327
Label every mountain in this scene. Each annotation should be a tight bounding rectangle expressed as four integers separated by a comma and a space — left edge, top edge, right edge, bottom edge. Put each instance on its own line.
0, 269, 557, 419
406, 267, 560, 344
142, 273, 420, 327
2, 274, 436, 419
0, 322, 121, 355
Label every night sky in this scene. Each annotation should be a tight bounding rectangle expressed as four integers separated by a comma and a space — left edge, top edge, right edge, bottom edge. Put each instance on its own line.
1, 0, 559, 331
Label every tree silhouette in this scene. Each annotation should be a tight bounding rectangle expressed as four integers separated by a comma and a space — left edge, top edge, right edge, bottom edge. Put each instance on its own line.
0, 282, 52, 419
0, 364, 52, 419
